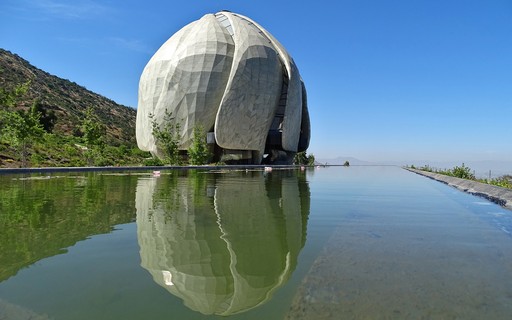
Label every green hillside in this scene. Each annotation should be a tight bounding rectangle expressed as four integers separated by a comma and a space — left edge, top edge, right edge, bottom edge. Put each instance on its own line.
0, 49, 148, 167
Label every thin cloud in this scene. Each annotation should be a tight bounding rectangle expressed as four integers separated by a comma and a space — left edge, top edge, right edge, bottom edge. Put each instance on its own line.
25, 0, 111, 19
55, 36, 152, 54
109, 37, 153, 54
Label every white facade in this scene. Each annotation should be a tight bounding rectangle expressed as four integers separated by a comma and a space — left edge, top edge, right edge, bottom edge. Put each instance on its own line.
137, 11, 310, 164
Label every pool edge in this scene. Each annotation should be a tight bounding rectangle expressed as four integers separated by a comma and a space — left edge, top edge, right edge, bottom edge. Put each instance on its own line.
406, 168, 512, 210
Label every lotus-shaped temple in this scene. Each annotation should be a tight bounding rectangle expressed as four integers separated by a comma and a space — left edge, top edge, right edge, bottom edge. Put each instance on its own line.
137, 11, 310, 164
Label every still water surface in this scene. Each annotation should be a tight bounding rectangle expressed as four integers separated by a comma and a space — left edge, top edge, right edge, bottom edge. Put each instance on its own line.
1, 166, 512, 319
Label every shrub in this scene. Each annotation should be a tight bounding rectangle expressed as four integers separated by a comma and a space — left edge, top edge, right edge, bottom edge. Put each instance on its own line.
150, 111, 181, 165
188, 125, 211, 165
450, 163, 475, 180
486, 176, 512, 189
144, 157, 164, 166
294, 151, 315, 165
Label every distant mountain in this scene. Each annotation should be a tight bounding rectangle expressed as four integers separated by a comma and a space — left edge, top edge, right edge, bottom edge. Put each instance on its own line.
315, 156, 374, 166
0, 48, 136, 145
314, 157, 511, 178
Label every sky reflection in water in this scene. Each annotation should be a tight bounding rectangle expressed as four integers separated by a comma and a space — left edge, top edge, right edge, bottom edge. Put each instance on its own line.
1, 167, 512, 319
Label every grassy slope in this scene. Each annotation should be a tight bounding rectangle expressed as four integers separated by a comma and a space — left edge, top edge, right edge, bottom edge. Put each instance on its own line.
0, 49, 148, 167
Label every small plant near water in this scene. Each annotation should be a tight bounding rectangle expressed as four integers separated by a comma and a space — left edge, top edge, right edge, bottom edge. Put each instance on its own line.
80, 107, 107, 166
409, 163, 511, 190
411, 163, 474, 179
0, 81, 45, 167
149, 110, 182, 165
451, 163, 475, 180
294, 151, 315, 166
188, 125, 212, 165
143, 157, 164, 166
480, 176, 512, 189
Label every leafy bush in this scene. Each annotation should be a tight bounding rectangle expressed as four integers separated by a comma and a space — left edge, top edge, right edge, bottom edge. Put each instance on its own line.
131, 147, 151, 158
419, 165, 433, 172
450, 163, 475, 180
188, 125, 211, 165
30, 152, 44, 167
93, 154, 114, 167
483, 176, 512, 189
413, 163, 511, 190
294, 151, 315, 165
143, 157, 164, 166
150, 111, 181, 165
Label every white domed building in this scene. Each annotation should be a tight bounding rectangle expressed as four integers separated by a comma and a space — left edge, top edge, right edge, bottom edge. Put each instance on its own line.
137, 11, 310, 164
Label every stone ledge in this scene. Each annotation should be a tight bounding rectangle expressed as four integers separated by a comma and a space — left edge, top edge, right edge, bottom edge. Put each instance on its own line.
406, 168, 512, 210
0, 164, 301, 175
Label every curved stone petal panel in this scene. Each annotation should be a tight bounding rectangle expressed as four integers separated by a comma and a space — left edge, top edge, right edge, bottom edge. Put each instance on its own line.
280, 62, 303, 152
237, 14, 303, 152
214, 12, 282, 158
137, 14, 235, 155
297, 80, 311, 152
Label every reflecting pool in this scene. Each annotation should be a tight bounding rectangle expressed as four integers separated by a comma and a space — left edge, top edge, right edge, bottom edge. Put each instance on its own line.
1, 167, 512, 319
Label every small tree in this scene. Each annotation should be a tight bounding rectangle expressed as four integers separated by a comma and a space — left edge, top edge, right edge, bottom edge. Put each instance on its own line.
307, 153, 315, 166
81, 107, 105, 147
0, 82, 45, 167
294, 151, 315, 166
34, 101, 57, 133
293, 151, 307, 165
150, 110, 182, 165
343, 160, 350, 167
188, 125, 211, 165
0, 81, 30, 108
80, 107, 106, 165
451, 163, 475, 180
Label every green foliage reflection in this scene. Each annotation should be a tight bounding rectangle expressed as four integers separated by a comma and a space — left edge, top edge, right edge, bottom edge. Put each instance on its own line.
0, 173, 138, 282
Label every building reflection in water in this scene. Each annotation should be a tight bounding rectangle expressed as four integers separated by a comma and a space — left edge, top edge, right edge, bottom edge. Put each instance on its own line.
135, 171, 310, 315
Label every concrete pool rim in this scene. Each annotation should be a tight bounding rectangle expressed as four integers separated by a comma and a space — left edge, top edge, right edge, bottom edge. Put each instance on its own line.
407, 168, 512, 210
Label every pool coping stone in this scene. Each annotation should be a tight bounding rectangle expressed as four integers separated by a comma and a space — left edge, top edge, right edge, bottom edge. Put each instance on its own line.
407, 168, 512, 210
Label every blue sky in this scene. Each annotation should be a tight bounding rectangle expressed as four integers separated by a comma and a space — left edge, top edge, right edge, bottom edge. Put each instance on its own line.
1, 0, 511, 164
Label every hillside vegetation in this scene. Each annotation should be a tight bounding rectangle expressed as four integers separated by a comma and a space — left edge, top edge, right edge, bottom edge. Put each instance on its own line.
0, 48, 148, 167
0, 49, 315, 168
